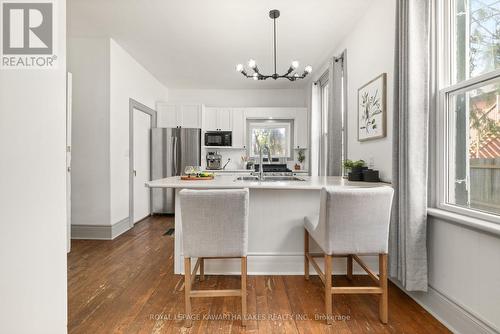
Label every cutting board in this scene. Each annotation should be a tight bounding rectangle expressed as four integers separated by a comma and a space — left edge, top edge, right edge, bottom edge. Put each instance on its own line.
180, 175, 214, 181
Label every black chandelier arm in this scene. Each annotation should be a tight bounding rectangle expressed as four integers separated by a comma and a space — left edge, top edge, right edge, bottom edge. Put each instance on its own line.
240, 71, 309, 81
236, 9, 312, 82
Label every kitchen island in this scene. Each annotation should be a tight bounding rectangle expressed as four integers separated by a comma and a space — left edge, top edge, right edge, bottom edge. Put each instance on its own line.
146, 175, 389, 275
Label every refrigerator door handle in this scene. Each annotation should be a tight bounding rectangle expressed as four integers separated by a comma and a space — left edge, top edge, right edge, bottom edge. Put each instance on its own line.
172, 136, 178, 175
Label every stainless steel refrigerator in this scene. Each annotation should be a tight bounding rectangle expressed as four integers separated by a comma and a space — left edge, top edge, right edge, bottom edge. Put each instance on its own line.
151, 128, 201, 214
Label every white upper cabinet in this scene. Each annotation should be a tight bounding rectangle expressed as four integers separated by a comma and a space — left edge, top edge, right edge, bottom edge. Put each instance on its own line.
231, 109, 246, 148
156, 103, 203, 128
180, 104, 203, 128
203, 107, 233, 132
217, 108, 232, 131
203, 107, 218, 131
294, 109, 308, 149
157, 103, 179, 128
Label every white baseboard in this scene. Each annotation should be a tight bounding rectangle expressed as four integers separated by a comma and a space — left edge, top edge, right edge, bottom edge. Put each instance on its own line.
71, 217, 130, 240
391, 280, 499, 334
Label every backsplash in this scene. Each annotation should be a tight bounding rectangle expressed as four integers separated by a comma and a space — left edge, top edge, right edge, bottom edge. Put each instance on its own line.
201, 148, 305, 171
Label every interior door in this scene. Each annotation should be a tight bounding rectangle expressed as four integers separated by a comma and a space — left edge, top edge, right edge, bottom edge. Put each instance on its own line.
66, 72, 72, 252
133, 109, 152, 223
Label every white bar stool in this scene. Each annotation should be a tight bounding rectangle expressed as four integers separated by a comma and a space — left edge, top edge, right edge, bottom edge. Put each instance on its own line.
179, 188, 249, 328
304, 186, 394, 325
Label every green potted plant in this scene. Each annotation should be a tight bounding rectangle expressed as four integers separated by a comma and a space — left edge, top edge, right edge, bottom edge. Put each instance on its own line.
297, 149, 306, 170
351, 159, 366, 173
343, 159, 366, 179
343, 159, 354, 173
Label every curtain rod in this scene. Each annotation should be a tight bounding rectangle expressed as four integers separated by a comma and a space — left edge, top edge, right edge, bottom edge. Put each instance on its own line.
313, 53, 344, 85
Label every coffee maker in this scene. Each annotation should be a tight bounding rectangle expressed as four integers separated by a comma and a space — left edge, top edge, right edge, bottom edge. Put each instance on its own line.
206, 151, 222, 170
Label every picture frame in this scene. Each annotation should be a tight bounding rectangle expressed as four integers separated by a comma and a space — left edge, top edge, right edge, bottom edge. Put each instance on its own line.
357, 73, 387, 141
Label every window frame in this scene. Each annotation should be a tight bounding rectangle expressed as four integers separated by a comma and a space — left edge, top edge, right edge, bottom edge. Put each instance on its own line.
436, 0, 500, 224
246, 119, 294, 160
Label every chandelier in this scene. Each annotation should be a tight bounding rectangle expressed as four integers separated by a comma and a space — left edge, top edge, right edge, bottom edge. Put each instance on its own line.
235, 9, 312, 81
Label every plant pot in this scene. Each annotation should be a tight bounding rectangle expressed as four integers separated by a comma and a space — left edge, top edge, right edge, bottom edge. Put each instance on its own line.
348, 172, 363, 181
351, 166, 368, 174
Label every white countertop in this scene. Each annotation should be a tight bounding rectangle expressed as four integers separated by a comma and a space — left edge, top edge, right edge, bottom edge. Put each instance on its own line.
203, 169, 309, 174
146, 175, 388, 190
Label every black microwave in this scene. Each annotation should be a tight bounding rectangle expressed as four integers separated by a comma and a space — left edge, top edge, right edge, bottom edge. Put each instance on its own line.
205, 131, 232, 146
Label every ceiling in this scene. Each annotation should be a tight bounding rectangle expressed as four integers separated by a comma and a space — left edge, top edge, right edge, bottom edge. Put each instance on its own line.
68, 0, 371, 89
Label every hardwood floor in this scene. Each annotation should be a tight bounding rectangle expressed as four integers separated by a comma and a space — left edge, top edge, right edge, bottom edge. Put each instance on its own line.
68, 215, 450, 334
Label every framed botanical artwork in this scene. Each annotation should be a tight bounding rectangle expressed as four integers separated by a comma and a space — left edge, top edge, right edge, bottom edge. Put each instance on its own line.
358, 73, 387, 141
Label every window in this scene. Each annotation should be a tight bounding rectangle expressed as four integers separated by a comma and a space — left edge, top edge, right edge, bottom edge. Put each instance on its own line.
439, 0, 500, 220
247, 120, 293, 158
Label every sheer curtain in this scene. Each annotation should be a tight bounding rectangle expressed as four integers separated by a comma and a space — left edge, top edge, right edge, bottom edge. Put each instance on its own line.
326, 52, 346, 176
389, 0, 433, 291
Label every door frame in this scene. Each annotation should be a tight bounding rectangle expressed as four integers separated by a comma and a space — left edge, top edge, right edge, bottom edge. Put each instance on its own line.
129, 98, 157, 228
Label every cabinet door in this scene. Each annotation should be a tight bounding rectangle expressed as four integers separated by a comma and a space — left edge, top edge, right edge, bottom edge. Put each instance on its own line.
181, 104, 202, 128
217, 108, 233, 131
203, 107, 218, 131
295, 109, 308, 149
157, 103, 180, 128
231, 108, 245, 148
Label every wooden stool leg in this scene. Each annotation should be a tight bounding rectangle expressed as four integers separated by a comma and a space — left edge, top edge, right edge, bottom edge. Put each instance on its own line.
304, 229, 310, 280
324, 254, 333, 325
379, 254, 388, 324
184, 257, 192, 328
241, 256, 247, 326
199, 257, 205, 281
347, 255, 353, 280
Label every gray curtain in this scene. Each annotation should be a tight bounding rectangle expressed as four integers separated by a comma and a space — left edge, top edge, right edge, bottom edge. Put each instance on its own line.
389, 0, 432, 291
326, 52, 345, 176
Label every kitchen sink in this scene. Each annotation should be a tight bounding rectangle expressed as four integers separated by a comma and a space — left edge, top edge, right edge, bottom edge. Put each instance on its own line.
234, 176, 305, 182
263, 176, 305, 182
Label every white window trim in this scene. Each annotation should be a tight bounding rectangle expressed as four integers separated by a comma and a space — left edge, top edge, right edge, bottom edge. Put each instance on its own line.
437, 67, 500, 225
433, 0, 500, 226
247, 119, 294, 159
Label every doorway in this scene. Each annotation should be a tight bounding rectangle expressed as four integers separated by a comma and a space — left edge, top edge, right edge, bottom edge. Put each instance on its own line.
129, 99, 157, 226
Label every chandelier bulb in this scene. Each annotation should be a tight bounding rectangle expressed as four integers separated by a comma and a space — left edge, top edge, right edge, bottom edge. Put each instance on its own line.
248, 59, 257, 69
236, 64, 244, 72
304, 65, 312, 74
291, 60, 299, 69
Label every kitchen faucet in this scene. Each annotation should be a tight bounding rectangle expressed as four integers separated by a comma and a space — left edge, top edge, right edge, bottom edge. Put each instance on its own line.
253, 133, 273, 181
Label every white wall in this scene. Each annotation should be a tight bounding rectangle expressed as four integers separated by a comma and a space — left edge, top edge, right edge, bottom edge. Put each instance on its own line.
310, 0, 395, 181
0, 1, 68, 332
68, 38, 168, 229
168, 88, 307, 108
68, 37, 110, 226
425, 217, 500, 332
109, 39, 168, 225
